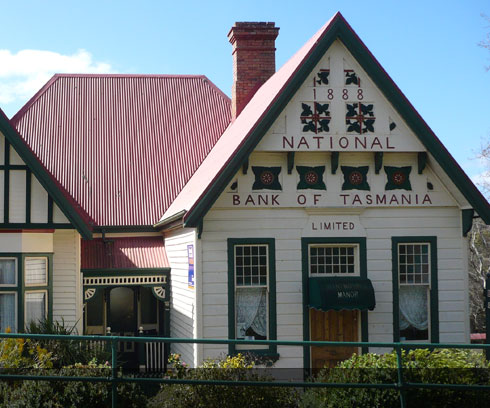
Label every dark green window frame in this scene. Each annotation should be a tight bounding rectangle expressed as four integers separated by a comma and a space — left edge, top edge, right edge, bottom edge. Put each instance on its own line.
391, 236, 439, 343
301, 237, 369, 371
227, 238, 277, 357
0, 253, 53, 332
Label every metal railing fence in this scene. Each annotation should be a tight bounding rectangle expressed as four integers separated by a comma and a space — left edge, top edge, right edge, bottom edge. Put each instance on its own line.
1, 333, 490, 408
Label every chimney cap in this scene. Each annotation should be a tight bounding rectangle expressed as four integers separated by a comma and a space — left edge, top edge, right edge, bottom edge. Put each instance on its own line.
228, 22, 279, 43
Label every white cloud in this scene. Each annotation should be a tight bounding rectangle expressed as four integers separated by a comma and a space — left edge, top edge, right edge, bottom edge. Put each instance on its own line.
0, 49, 115, 106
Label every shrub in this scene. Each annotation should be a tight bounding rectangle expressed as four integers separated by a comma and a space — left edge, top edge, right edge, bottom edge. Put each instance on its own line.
300, 349, 490, 408
25, 318, 111, 367
0, 327, 53, 370
148, 353, 298, 408
0, 324, 145, 408
0, 359, 148, 408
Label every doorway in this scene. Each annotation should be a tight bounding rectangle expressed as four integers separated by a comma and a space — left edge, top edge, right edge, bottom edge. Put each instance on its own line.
85, 286, 163, 369
310, 309, 359, 370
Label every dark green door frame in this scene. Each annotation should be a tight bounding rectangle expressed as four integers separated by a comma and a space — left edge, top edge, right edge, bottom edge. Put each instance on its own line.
301, 237, 369, 373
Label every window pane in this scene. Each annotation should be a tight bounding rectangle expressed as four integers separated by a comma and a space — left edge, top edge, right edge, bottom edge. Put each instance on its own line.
25, 258, 47, 285
0, 293, 16, 332
236, 287, 267, 340
0, 259, 16, 285
235, 245, 268, 287
25, 292, 46, 326
398, 244, 429, 286
309, 245, 357, 275
399, 285, 428, 341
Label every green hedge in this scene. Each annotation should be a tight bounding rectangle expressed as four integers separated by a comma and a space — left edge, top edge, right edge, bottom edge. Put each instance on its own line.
300, 349, 490, 408
0, 361, 147, 408
148, 353, 298, 408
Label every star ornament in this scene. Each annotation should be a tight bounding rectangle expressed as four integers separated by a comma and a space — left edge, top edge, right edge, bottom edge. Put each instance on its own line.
384, 166, 412, 190
297, 166, 326, 190
341, 166, 370, 191
252, 166, 282, 190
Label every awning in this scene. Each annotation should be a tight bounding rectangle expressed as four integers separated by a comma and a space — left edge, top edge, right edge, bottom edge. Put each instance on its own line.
308, 277, 376, 311
81, 237, 169, 270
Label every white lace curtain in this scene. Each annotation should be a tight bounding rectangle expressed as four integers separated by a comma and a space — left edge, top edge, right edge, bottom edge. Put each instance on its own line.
0, 259, 16, 285
25, 292, 46, 327
399, 285, 428, 331
236, 287, 267, 338
0, 294, 16, 332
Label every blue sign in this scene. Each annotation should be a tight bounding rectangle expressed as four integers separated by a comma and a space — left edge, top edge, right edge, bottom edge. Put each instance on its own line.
188, 244, 194, 289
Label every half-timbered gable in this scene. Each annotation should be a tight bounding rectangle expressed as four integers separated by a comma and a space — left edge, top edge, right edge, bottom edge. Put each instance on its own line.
0, 131, 71, 227
0, 111, 85, 333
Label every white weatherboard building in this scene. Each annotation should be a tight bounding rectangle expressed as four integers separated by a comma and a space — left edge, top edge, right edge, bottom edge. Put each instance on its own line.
0, 13, 488, 372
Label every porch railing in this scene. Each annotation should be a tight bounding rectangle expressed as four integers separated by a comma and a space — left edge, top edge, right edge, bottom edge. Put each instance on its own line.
1, 333, 490, 408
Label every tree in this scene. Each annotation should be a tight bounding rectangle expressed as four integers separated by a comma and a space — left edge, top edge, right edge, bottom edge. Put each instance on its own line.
468, 219, 490, 332
468, 15, 490, 333
480, 14, 490, 55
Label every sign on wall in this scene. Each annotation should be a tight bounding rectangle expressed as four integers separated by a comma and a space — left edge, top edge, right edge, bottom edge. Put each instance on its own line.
187, 244, 194, 289
303, 216, 366, 237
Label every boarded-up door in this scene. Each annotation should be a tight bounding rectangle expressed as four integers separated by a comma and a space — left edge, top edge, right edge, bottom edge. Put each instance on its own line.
310, 309, 359, 370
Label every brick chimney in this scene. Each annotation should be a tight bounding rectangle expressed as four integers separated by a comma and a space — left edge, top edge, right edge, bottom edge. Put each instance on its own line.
228, 22, 280, 120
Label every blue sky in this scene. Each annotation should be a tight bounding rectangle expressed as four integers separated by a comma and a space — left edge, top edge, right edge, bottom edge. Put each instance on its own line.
1, 0, 489, 182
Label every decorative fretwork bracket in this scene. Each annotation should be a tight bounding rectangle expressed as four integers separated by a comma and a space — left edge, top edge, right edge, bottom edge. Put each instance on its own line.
152, 286, 167, 301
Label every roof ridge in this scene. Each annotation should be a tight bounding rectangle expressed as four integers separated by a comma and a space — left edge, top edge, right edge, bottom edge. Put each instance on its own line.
52, 73, 211, 78
11, 75, 60, 124
200, 75, 231, 103
11, 74, 230, 123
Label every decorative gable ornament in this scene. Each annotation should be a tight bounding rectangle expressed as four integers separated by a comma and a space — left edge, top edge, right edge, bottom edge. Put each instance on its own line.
252, 166, 282, 190
341, 166, 370, 191
297, 166, 326, 190
385, 166, 412, 191
301, 102, 331, 133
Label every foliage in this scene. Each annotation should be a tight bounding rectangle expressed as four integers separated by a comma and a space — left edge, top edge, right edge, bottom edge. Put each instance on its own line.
0, 359, 147, 408
0, 327, 53, 369
479, 13, 490, 71
25, 318, 110, 367
0, 323, 144, 407
468, 219, 490, 332
148, 353, 298, 408
300, 349, 490, 408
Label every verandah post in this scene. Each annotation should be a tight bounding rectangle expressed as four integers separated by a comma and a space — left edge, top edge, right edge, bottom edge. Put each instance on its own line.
486, 273, 490, 360
112, 338, 118, 408
395, 343, 406, 408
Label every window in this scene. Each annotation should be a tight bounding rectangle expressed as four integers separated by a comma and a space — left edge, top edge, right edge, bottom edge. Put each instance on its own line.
309, 244, 359, 275
24, 257, 49, 327
392, 237, 438, 343
235, 244, 268, 340
228, 239, 276, 355
0, 254, 52, 333
0, 258, 18, 332
0, 292, 17, 332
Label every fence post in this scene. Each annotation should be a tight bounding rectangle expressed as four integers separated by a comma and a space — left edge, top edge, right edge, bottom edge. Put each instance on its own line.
395, 343, 406, 408
111, 339, 118, 408
486, 273, 490, 360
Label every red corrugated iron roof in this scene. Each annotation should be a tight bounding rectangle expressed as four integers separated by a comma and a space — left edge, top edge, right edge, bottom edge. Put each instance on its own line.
11, 74, 231, 227
81, 237, 169, 269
